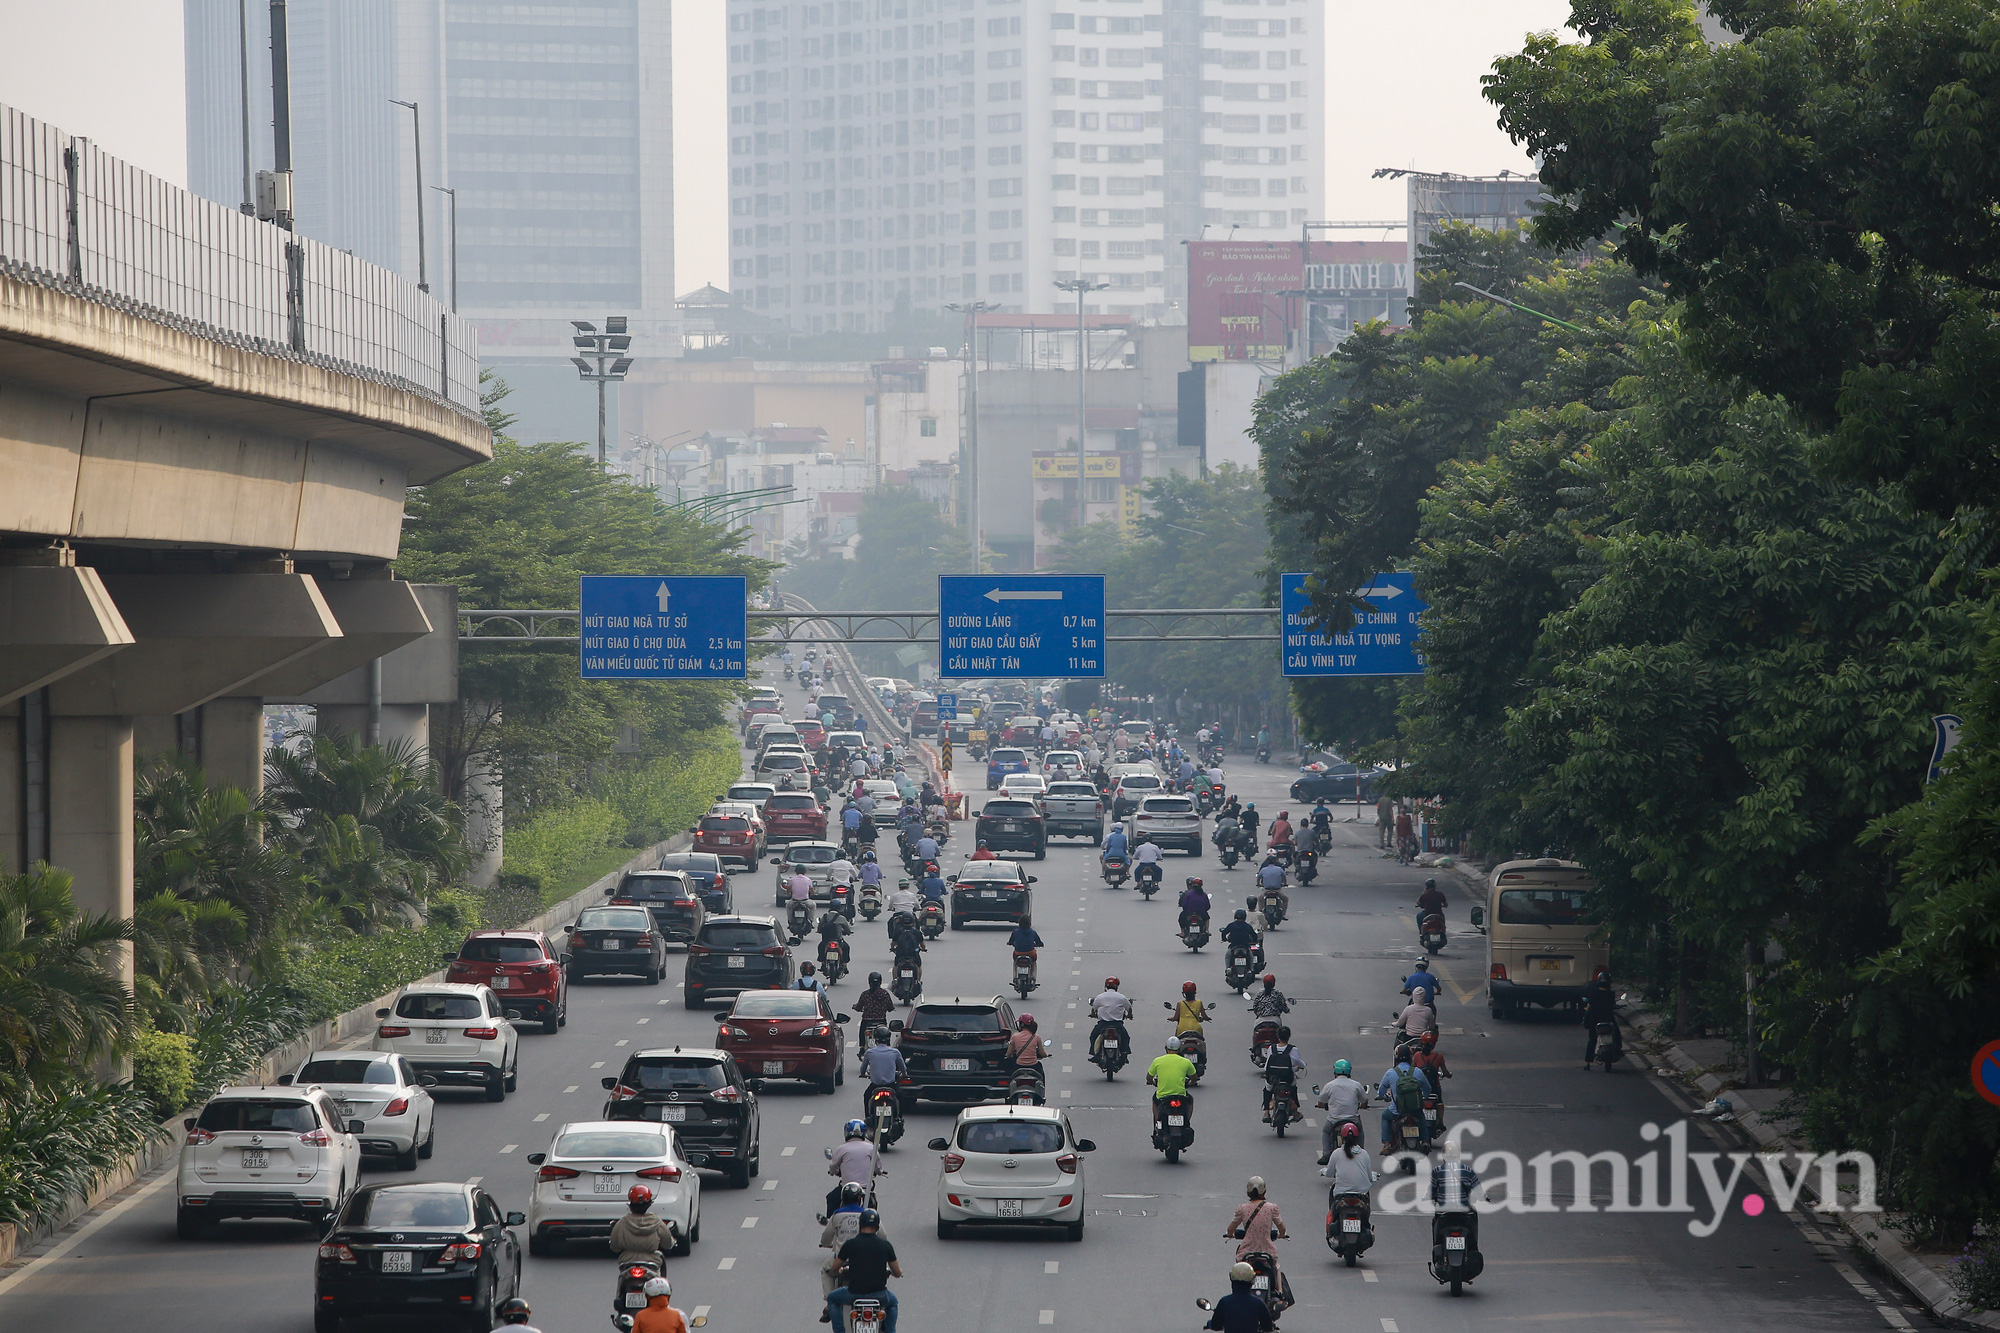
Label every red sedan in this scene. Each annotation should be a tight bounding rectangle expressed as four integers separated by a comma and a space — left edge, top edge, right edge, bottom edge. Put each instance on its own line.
761, 792, 827, 844
712, 988, 850, 1093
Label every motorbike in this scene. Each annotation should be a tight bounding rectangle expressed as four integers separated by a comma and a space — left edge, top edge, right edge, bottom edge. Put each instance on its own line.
818, 936, 848, 984
1249, 1016, 1280, 1067
1390, 1109, 1429, 1169
919, 900, 946, 939
1194, 788, 1216, 816
1011, 950, 1038, 997
1423, 1090, 1447, 1141
1429, 1204, 1483, 1296
1418, 907, 1447, 954
1239, 1249, 1290, 1318
858, 883, 883, 921
1326, 1190, 1374, 1267
1152, 1092, 1194, 1163
1260, 889, 1286, 928
1256, 742, 1271, 764
926, 816, 949, 844
1134, 861, 1163, 897
1266, 1078, 1301, 1136
891, 957, 923, 1005
1100, 853, 1130, 887
863, 1083, 904, 1147
1269, 841, 1294, 868
614, 1258, 662, 1323
786, 897, 815, 942
1224, 944, 1258, 992
829, 882, 856, 919
1295, 849, 1319, 886
1216, 829, 1242, 869
1179, 1030, 1208, 1084
848, 1296, 890, 1333
1090, 1023, 1129, 1079
1181, 919, 1210, 953
1591, 1018, 1623, 1070
1007, 1058, 1047, 1106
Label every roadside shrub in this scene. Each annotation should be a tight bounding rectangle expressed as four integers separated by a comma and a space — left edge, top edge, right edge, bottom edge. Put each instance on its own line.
130, 1028, 194, 1118
1952, 1230, 2000, 1312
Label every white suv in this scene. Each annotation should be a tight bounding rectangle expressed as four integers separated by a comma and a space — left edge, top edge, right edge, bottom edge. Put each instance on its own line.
176, 1084, 363, 1239
373, 982, 522, 1102
1127, 793, 1203, 854
524, 1120, 701, 1257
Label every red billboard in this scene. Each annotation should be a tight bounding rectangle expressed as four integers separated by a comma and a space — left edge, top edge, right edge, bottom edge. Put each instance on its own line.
1187, 241, 1406, 362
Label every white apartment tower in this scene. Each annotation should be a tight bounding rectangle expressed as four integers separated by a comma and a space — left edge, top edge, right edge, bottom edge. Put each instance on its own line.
727, 0, 1324, 330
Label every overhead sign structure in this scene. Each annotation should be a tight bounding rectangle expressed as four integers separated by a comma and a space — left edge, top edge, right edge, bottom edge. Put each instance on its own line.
938, 575, 1105, 679
936, 693, 958, 721
1281, 571, 1426, 677
579, 576, 747, 679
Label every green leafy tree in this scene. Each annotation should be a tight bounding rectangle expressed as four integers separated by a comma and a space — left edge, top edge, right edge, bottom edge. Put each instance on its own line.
0, 865, 136, 1086
777, 485, 969, 675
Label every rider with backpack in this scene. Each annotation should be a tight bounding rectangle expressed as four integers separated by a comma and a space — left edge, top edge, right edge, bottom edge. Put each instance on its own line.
1375, 1053, 1435, 1157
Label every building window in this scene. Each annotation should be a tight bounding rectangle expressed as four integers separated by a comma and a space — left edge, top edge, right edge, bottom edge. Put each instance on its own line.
920, 418, 938, 437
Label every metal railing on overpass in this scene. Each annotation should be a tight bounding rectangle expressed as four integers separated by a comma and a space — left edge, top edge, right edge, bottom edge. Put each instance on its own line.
0, 103, 482, 420
459, 606, 1282, 645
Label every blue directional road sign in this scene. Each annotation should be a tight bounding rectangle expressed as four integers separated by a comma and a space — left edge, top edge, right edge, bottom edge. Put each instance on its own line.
1281, 571, 1426, 677
938, 575, 1104, 679
936, 693, 959, 721
579, 576, 747, 679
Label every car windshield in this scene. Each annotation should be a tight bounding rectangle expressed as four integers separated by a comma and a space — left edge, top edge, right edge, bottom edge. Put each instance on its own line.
1121, 776, 1161, 790
958, 1120, 1064, 1155
767, 795, 818, 811
701, 816, 751, 831
817, 695, 850, 709
395, 993, 483, 1020
1143, 798, 1195, 814
1045, 753, 1080, 764
630, 1060, 728, 1091
1047, 784, 1096, 797
957, 864, 1023, 882
348, 1188, 471, 1229
983, 802, 1039, 817
456, 937, 543, 963
1497, 888, 1591, 925
580, 910, 653, 931
760, 754, 805, 770
297, 1059, 397, 1086
728, 786, 776, 801
617, 875, 693, 900
553, 1129, 669, 1158
992, 750, 1026, 764
789, 846, 837, 865
657, 854, 721, 875
700, 923, 779, 949
731, 992, 823, 1017
197, 1098, 319, 1131
910, 1006, 1004, 1033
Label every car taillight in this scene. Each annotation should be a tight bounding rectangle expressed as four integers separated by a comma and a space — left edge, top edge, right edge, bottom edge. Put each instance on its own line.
537, 1164, 581, 1180
1094, 802, 1103, 813
941, 1152, 964, 1172
711, 1085, 742, 1103
186, 1127, 215, 1146
636, 934, 654, 948
440, 1241, 482, 1262
610, 1084, 637, 1099
803, 1023, 831, 1038
611, 897, 634, 905
688, 944, 711, 956
377, 1025, 411, 1037
464, 1026, 500, 1039
1489, 964, 1508, 982
383, 1097, 410, 1116
570, 935, 587, 949
636, 1165, 682, 1182
1057, 1153, 1079, 1174
299, 1129, 331, 1146
318, 1242, 356, 1262
720, 1024, 748, 1038
762, 946, 786, 957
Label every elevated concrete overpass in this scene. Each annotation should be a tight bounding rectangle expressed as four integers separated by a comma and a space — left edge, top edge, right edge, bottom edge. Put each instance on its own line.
0, 104, 490, 980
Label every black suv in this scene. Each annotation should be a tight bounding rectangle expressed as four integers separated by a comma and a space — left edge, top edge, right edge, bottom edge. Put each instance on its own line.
313, 1181, 523, 1333
564, 906, 668, 983
607, 870, 707, 944
974, 798, 1046, 858
890, 996, 1017, 1105
684, 916, 793, 1009
949, 862, 1035, 929
654, 852, 732, 914
814, 693, 855, 726
601, 1047, 762, 1188
1291, 763, 1383, 803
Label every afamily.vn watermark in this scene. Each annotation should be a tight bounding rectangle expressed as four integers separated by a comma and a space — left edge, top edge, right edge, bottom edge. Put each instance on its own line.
1371, 1119, 1880, 1237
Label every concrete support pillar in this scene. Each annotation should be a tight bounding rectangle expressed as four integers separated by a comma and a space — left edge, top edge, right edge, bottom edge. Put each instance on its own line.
132, 713, 180, 763
201, 698, 268, 800
0, 701, 19, 876
318, 702, 428, 755
465, 727, 502, 889
47, 714, 134, 991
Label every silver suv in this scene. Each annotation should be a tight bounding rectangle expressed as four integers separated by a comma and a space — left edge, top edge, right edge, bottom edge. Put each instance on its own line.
176, 1085, 363, 1238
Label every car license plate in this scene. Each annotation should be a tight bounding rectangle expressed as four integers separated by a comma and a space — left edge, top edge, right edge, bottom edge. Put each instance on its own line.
659, 1107, 688, 1122
1538, 958, 1562, 971
981, 889, 998, 898
625, 1291, 649, 1309
1252, 1276, 1269, 1291
493, 975, 512, 988
1001, 822, 1019, 832
727, 955, 747, 968
593, 1174, 622, 1194
604, 939, 623, 950
1343, 1218, 1362, 1233
240, 1148, 268, 1168
764, 1061, 786, 1075
997, 1199, 1024, 1218
1167, 1115, 1185, 1126
1445, 1234, 1466, 1250
940, 1058, 970, 1071
380, 1250, 413, 1273
425, 1028, 448, 1044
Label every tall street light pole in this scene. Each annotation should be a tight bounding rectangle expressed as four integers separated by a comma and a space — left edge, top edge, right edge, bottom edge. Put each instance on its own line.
1054, 278, 1108, 529
389, 99, 428, 293
431, 185, 457, 311
944, 300, 994, 572
237, 0, 254, 214
571, 316, 634, 467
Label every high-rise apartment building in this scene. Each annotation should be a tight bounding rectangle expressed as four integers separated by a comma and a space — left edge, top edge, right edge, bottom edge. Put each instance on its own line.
184, 0, 675, 444
727, 0, 1323, 332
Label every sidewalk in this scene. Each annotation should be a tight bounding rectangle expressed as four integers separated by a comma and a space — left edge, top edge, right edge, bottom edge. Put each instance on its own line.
1434, 856, 1998, 1330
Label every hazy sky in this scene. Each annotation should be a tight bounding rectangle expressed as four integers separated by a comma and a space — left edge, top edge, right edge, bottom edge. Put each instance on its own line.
0, 0, 1569, 296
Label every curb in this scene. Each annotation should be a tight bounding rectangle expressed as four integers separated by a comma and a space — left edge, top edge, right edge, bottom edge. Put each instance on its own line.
0, 829, 693, 1272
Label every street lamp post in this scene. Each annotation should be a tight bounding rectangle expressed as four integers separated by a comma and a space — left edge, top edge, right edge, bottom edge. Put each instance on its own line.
571, 316, 634, 467
431, 185, 457, 311
1054, 278, 1109, 528
389, 99, 428, 293
944, 300, 995, 572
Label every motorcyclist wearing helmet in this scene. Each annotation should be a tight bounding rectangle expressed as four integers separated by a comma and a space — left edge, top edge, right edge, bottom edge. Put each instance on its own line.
1240, 802, 1261, 842
1101, 823, 1129, 863
1249, 973, 1291, 1020
1087, 976, 1133, 1058
1402, 957, 1440, 1002
1202, 1261, 1276, 1333
918, 863, 947, 903
609, 1184, 677, 1264
854, 971, 895, 1027
826, 1117, 884, 1214
1003, 1014, 1046, 1096
969, 839, 997, 861
1132, 834, 1164, 882
1147, 1035, 1199, 1125
1256, 854, 1288, 894
633, 1277, 687, 1333
1171, 980, 1213, 1039
1266, 810, 1294, 851
1317, 1122, 1378, 1241
1313, 1057, 1371, 1165
1259, 1023, 1306, 1120
795, 960, 827, 994
819, 1182, 870, 1301
1225, 1176, 1293, 1313
1411, 1028, 1452, 1121
493, 1297, 542, 1333
1220, 908, 1264, 972
886, 877, 921, 919
816, 904, 853, 967
1178, 877, 1212, 934
826, 1209, 902, 1333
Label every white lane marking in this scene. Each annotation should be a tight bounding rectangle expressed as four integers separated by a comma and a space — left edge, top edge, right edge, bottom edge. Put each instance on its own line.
0, 1169, 175, 1297
658, 997, 673, 1005
1361, 1269, 1377, 1283
694, 1306, 711, 1319
1059, 1090, 1072, 1099
763, 1180, 779, 1191
564, 1085, 579, 1094
1381, 1321, 1399, 1332
499, 1144, 518, 1154
741, 1216, 758, 1228
1303, 1119, 1316, 1128
1045, 1261, 1059, 1274
1061, 1066, 1073, 1073
782, 1146, 797, 1157
616, 1040, 629, 1047
802, 1114, 815, 1124
637, 1018, 651, 1025
719, 1257, 736, 1270
592, 1061, 606, 1069
533, 1113, 550, 1122
1100, 1194, 1156, 1199
1039, 1313, 1054, 1326
1061, 1043, 1073, 1050
467, 1176, 482, 1187
1065, 1022, 1075, 1028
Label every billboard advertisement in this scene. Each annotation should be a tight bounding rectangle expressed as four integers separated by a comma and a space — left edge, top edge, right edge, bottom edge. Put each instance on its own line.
1186, 241, 1408, 362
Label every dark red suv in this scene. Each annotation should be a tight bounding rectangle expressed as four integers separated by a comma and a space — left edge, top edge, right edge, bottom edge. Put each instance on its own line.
444, 931, 567, 1034
760, 792, 827, 844
693, 812, 760, 869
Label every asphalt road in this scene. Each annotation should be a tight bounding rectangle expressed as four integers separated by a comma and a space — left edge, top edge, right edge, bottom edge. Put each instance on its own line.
0, 678, 1927, 1333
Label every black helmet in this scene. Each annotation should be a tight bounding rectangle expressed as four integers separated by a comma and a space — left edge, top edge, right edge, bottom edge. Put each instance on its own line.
868, 970, 883, 986
1234, 908, 1247, 920
875, 1025, 892, 1043
859, 1208, 882, 1229
1425, 877, 1437, 890
840, 1181, 867, 1204
498, 1299, 533, 1325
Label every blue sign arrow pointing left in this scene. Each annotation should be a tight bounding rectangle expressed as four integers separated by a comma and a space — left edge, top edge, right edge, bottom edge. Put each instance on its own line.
579, 575, 747, 679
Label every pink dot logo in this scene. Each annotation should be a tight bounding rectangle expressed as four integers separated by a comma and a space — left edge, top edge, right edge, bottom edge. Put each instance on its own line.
1741, 1194, 1766, 1217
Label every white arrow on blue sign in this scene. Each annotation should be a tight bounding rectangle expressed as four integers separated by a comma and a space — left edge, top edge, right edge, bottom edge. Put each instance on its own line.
579, 576, 748, 679
1281, 571, 1426, 677
938, 575, 1105, 679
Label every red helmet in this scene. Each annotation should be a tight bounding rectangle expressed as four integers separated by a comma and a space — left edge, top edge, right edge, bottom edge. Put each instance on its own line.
1420, 1029, 1439, 1047
1261, 973, 1276, 987
1278, 811, 1289, 820
1182, 981, 1198, 997
627, 1185, 653, 1207
1104, 977, 1120, 989
1018, 1014, 1036, 1030
1339, 1120, 1361, 1141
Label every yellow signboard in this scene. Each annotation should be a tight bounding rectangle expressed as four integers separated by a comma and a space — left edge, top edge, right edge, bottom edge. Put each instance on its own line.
1031, 454, 1124, 480
1119, 484, 1142, 535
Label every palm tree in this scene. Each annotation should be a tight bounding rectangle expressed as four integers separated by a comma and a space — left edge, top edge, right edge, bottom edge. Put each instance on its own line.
0, 864, 136, 1085
265, 730, 470, 893
135, 757, 299, 972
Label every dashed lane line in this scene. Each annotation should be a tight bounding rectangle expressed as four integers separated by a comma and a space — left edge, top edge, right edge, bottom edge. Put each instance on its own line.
718, 1257, 736, 1270
563, 1085, 579, 1094
499, 1144, 518, 1154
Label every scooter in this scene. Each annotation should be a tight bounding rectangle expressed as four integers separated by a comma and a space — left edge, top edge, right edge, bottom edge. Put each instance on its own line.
918, 900, 946, 939
829, 882, 856, 919
1090, 1023, 1129, 1079
1266, 1079, 1301, 1137
613, 1258, 663, 1323
1007, 1059, 1047, 1106
1101, 853, 1130, 887
1177, 1029, 1209, 1085
1390, 1110, 1429, 1170
1294, 849, 1319, 886
1260, 889, 1286, 928
858, 883, 883, 921
1269, 841, 1295, 868
1326, 1190, 1374, 1267
862, 1084, 904, 1147
1239, 1250, 1290, 1318
1181, 919, 1210, 953
890, 957, 922, 1005
1423, 1090, 1447, 1141
1418, 907, 1447, 954
818, 936, 848, 984
1248, 1016, 1280, 1067
1256, 742, 1271, 764
1591, 1018, 1623, 1070
1152, 1092, 1194, 1163
1216, 830, 1242, 869
1011, 950, 1038, 998
1224, 944, 1258, 993
1429, 1202, 1483, 1296
1135, 861, 1163, 897
786, 897, 815, 942
783, 664, 794, 681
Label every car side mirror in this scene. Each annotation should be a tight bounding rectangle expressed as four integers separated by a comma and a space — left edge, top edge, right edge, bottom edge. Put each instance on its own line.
347, 1120, 366, 1135
1075, 1138, 1097, 1153
524, 1151, 545, 1168
927, 1136, 950, 1151
746, 1079, 766, 1093
417, 1074, 438, 1088
1028, 876, 1038, 884
605, 887, 616, 896
1469, 905, 1486, 931
504, 1009, 523, 1021
276, 1073, 294, 1086
713, 1010, 730, 1021
835, 1013, 851, 1023
375, 1007, 391, 1019
184, 1117, 197, 1131
888, 1018, 904, 1032
441, 951, 458, 964
505, 1211, 526, 1227
601, 1076, 618, 1090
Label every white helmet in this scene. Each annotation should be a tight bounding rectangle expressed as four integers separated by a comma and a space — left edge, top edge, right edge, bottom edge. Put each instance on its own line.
643, 1276, 672, 1298
1164, 1036, 1182, 1052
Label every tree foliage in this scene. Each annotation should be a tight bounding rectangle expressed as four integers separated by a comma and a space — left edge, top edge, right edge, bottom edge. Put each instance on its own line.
776, 485, 969, 676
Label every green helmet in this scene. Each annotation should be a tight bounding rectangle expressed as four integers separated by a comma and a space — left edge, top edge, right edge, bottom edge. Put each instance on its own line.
1332, 1058, 1351, 1076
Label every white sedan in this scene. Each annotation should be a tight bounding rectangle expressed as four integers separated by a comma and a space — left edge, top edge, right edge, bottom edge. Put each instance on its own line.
928, 1104, 1095, 1241
525, 1120, 702, 1258
280, 1050, 436, 1170
998, 773, 1049, 800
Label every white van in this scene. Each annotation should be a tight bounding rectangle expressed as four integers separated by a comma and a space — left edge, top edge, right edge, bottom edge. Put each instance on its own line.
1480, 858, 1607, 1018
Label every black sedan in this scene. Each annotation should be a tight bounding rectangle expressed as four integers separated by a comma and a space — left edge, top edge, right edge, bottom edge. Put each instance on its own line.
1290, 763, 1384, 803
563, 906, 668, 983
314, 1181, 522, 1333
